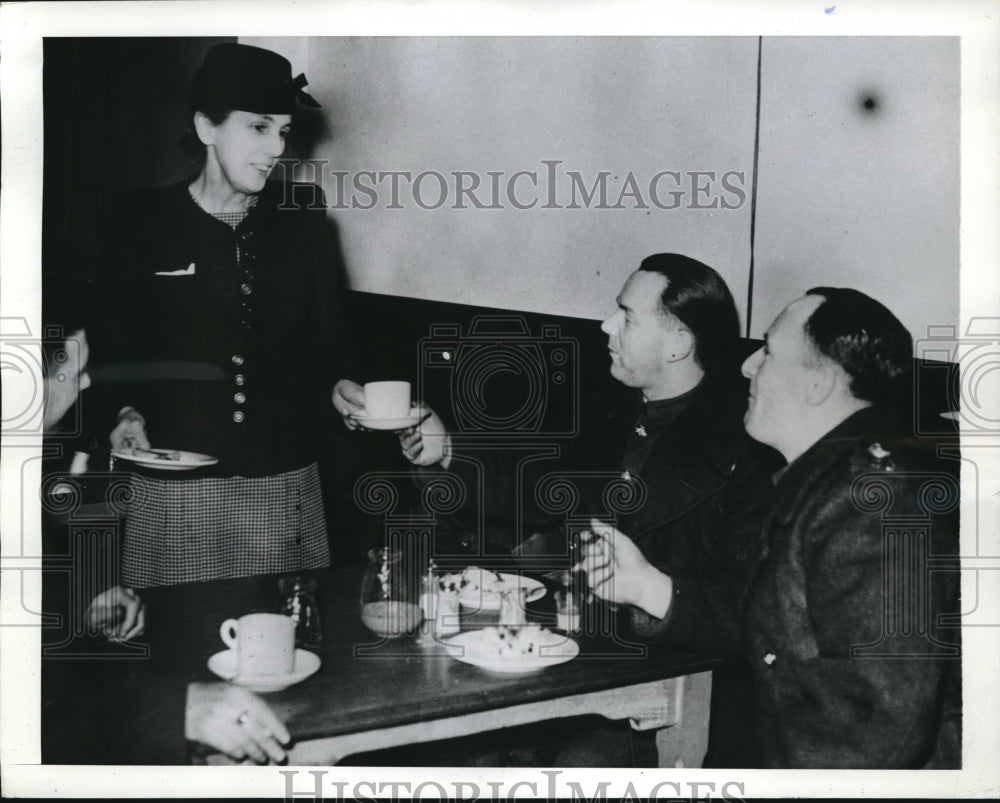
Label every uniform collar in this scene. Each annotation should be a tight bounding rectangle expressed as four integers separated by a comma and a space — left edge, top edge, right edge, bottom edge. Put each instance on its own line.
625, 371, 751, 475
638, 379, 703, 433
770, 405, 903, 525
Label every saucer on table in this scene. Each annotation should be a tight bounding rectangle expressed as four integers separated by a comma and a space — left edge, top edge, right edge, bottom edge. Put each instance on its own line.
207, 648, 321, 692
445, 626, 579, 674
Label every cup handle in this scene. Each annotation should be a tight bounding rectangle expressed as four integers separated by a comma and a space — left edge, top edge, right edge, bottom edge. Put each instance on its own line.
220, 618, 239, 650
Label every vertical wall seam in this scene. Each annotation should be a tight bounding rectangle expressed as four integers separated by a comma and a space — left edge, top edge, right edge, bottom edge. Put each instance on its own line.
746, 36, 763, 339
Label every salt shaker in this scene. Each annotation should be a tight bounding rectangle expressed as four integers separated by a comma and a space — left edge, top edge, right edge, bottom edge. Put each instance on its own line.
554, 570, 582, 634
499, 586, 528, 628
420, 559, 438, 621
434, 575, 461, 637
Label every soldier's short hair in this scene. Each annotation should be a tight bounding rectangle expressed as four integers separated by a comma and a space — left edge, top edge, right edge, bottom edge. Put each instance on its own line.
638, 253, 741, 376
803, 287, 912, 406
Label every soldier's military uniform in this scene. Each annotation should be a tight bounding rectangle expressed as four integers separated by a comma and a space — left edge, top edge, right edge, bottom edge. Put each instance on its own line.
637, 405, 961, 767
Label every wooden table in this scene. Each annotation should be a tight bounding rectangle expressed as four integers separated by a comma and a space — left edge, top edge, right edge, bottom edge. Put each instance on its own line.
137, 566, 722, 767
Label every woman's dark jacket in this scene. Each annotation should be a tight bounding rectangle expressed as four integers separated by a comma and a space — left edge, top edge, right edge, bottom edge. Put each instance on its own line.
87, 178, 357, 477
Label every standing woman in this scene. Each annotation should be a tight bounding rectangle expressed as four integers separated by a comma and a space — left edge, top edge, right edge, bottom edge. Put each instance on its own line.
90, 44, 364, 588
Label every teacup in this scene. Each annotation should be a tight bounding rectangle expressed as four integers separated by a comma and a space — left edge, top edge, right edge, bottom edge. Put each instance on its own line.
363, 381, 411, 419
220, 613, 295, 676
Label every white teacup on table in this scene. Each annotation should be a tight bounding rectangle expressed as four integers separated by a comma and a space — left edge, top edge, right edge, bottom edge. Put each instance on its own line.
219, 613, 295, 677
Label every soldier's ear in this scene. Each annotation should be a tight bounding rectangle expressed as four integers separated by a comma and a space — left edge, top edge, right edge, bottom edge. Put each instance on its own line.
665, 327, 694, 363
805, 362, 837, 406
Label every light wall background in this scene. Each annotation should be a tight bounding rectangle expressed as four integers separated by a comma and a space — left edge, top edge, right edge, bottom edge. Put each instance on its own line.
247, 36, 959, 341
752, 37, 960, 341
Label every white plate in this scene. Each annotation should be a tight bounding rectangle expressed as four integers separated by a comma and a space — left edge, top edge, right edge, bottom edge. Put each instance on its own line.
207, 649, 321, 692
352, 413, 424, 431
112, 448, 218, 471
458, 570, 546, 611
445, 626, 578, 674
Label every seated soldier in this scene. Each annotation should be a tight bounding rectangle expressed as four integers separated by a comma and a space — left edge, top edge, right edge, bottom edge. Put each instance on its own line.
394, 254, 782, 767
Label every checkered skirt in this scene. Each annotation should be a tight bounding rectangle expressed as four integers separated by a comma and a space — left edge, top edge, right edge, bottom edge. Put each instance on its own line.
120, 463, 331, 588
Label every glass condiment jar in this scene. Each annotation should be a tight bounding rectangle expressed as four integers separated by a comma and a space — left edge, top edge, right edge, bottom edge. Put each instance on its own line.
360, 547, 422, 638
275, 575, 322, 650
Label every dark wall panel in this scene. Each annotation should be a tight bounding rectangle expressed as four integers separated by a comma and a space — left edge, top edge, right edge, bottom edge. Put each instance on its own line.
42, 37, 236, 281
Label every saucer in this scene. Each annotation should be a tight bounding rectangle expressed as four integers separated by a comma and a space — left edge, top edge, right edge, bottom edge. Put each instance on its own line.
458, 571, 547, 611
207, 649, 321, 692
352, 413, 424, 431
445, 627, 579, 674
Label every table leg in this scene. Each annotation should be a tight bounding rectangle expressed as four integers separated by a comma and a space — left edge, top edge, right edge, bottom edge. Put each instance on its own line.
653, 670, 712, 768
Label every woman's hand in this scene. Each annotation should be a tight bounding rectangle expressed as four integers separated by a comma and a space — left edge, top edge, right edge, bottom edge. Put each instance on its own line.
332, 379, 365, 430
573, 518, 673, 619
85, 586, 146, 641
398, 403, 451, 468
185, 683, 291, 764
109, 406, 150, 451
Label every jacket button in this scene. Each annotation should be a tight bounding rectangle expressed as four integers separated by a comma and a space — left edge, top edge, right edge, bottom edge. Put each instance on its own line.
232, 411, 245, 423
231, 355, 244, 366
240, 283, 252, 295
234, 392, 246, 404
234, 374, 245, 386
763, 652, 776, 665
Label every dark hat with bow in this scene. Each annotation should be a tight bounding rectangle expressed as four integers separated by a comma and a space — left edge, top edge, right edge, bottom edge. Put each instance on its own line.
190, 43, 320, 114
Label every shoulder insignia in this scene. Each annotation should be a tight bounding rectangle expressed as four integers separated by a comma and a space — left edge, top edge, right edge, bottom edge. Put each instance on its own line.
867, 442, 895, 472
